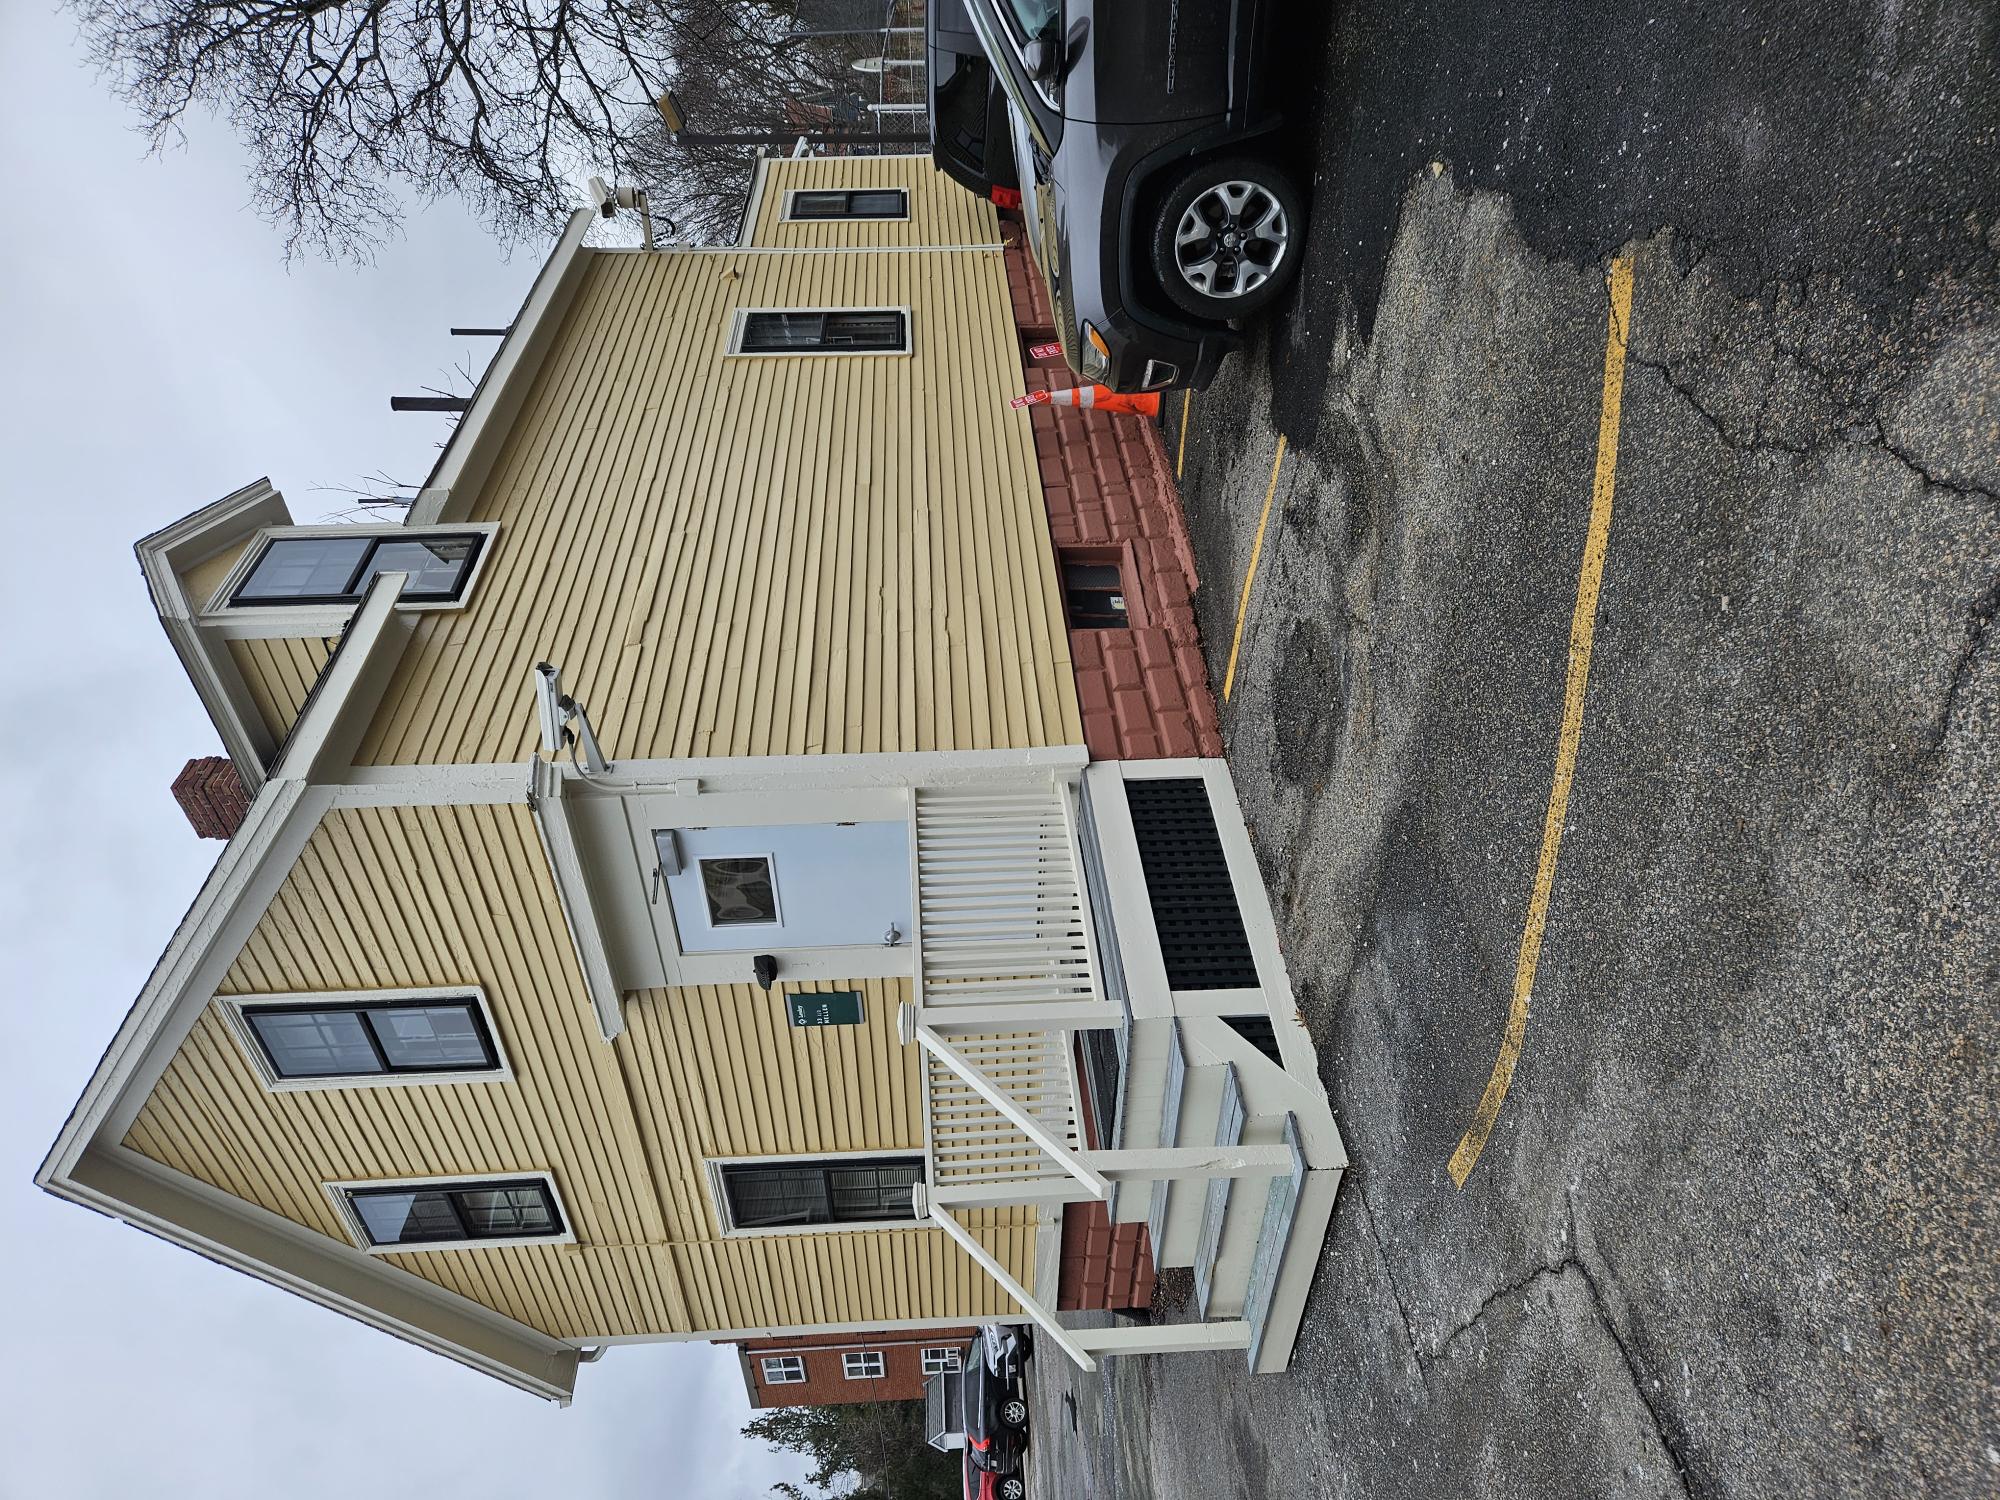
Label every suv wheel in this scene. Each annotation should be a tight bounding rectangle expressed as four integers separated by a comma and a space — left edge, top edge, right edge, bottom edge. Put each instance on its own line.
1149, 157, 1304, 319
1000, 1478, 1027, 1500
1001, 1396, 1030, 1428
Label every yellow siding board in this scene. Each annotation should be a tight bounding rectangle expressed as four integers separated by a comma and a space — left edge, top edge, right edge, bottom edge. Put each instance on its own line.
181, 539, 251, 613
355, 180, 1080, 766
124, 805, 1035, 1340
227, 636, 336, 746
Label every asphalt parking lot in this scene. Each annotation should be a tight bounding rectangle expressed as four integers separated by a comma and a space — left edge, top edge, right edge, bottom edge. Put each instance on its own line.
1031, 1, 1998, 1496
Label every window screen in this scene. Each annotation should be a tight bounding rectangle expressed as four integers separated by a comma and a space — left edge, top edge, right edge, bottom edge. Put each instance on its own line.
242, 999, 497, 1080
344, 1178, 563, 1247
738, 310, 908, 354
231, 532, 484, 606
721, 1158, 923, 1229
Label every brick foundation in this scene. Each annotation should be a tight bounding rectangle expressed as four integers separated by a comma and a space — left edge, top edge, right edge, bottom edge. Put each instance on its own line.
1004, 235, 1224, 765
172, 756, 249, 840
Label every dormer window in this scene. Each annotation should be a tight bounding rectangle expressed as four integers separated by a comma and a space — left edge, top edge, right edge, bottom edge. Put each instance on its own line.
230, 531, 485, 607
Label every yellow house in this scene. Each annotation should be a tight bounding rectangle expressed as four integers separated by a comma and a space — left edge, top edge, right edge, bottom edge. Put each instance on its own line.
40, 155, 1345, 1403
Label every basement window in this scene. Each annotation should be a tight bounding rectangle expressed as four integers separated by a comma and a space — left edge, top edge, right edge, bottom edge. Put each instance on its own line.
716, 1157, 924, 1231
1062, 559, 1129, 629
230, 531, 485, 607
786, 188, 909, 221
762, 1356, 808, 1385
843, 1351, 887, 1380
332, 1174, 571, 1251
733, 309, 911, 355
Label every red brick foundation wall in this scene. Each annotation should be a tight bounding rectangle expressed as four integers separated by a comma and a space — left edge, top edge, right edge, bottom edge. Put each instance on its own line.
734, 1328, 977, 1408
171, 756, 249, 839
1005, 237, 1224, 763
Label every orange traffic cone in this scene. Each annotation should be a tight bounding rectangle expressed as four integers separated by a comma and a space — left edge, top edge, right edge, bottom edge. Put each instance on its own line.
1011, 384, 1162, 417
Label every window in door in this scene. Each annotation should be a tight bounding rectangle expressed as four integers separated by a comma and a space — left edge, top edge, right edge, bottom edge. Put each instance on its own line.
717, 1157, 924, 1231
699, 855, 780, 927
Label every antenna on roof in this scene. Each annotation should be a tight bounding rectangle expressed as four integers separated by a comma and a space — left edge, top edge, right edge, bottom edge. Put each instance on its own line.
390, 395, 470, 413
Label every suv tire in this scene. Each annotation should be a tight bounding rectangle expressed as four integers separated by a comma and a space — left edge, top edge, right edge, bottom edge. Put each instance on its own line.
1149, 156, 1304, 320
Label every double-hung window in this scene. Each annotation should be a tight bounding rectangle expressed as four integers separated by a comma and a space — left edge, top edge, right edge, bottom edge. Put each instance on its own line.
333, 1175, 569, 1251
922, 1346, 962, 1375
761, 1355, 808, 1385
843, 1351, 886, 1380
734, 310, 910, 356
787, 188, 909, 221
718, 1157, 923, 1231
229, 531, 486, 607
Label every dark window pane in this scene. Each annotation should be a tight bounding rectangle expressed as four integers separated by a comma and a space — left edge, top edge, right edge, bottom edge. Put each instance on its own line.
741, 312, 826, 352
355, 535, 482, 602
366, 1003, 493, 1071
246, 1008, 381, 1078
725, 1165, 831, 1228
701, 857, 778, 926
233, 536, 371, 603
350, 1188, 462, 1245
848, 190, 907, 217
452, 1183, 559, 1237
829, 1161, 922, 1221
791, 191, 847, 219
822, 311, 905, 350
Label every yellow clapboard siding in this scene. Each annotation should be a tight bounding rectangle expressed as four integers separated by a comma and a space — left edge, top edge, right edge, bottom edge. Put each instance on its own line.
748, 154, 1003, 249
355, 166, 1079, 766
181, 538, 251, 613
123, 803, 1036, 1340
227, 636, 336, 745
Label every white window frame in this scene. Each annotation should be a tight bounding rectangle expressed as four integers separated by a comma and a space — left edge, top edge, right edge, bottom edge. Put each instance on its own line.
694, 851, 784, 932
761, 1355, 808, 1385
725, 306, 914, 358
197, 521, 500, 639
921, 1346, 961, 1375
842, 1350, 886, 1380
704, 1150, 927, 1239
219, 986, 513, 1093
325, 1170, 575, 1255
781, 187, 911, 223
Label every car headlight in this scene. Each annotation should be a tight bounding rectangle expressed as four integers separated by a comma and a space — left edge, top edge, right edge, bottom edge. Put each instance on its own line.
1079, 322, 1111, 382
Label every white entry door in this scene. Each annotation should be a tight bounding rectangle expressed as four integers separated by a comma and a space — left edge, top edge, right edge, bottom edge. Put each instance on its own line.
654, 819, 912, 955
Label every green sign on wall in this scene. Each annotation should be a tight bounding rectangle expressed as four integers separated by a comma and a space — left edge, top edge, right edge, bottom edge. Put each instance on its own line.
787, 989, 864, 1028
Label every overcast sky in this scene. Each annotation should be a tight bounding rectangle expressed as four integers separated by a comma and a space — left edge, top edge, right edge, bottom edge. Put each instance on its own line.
0, 6, 811, 1495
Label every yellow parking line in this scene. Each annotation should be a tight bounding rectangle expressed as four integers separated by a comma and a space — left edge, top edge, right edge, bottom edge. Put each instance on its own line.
1222, 434, 1287, 703
1449, 258, 1635, 1189
1177, 389, 1193, 479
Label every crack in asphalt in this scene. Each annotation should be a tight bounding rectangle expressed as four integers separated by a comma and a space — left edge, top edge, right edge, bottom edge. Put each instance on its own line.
1428, 1198, 1705, 1500
1925, 568, 2000, 759
1351, 1177, 1430, 1391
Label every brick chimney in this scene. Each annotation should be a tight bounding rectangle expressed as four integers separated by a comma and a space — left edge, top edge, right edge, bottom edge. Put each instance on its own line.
172, 756, 250, 840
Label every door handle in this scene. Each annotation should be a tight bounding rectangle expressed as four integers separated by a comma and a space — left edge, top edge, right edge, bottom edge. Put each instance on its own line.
651, 865, 664, 905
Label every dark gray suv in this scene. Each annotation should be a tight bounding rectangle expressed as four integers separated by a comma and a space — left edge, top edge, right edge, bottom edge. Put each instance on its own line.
962, 0, 1302, 391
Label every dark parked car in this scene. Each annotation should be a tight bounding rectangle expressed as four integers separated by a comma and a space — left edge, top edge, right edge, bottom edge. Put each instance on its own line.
928, 0, 1020, 207
962, 0, 1302, 391
961, 1326, 1031, 1492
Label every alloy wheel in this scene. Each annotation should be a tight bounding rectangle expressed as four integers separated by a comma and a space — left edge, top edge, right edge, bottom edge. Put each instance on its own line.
1172, 180, 1291, 300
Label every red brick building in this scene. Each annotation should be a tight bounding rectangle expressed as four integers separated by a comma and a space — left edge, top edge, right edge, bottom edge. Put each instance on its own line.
733, 1327, 978, 1408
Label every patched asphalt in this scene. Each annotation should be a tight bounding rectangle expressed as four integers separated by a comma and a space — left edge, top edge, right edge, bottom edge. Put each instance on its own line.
1027, 0, 1999, 1495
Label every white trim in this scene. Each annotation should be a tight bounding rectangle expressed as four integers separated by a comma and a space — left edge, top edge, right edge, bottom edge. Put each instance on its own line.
725, 305, 915, 358
326, 762, 531, 807
582, 1315, 1028, 1347
780, 187, 912, 223
761, 1354, 808, 1384
842, 1350, 887, 1380
136, 479, 295, 782
554, 747, 1086, 795
408, 209, 596, 526
737, 156, 774, 246
196, 521, 500, 639
704, 1151, 927, 1239
325, 1170, 577, 1254
528, 758, 627, 1041
218, 986, 513, 1093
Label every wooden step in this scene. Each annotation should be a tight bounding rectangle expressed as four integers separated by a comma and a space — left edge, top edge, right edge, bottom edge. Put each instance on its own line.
1242, 1114, 1308, 1371
1147, 1019, 1188, 1250
1190, 1062, 1244, 1317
